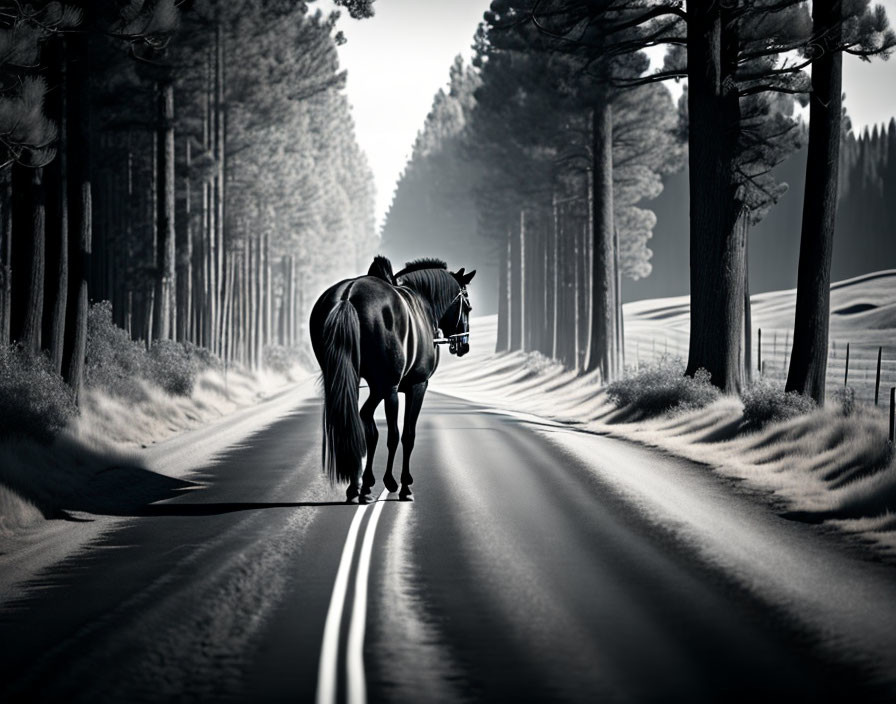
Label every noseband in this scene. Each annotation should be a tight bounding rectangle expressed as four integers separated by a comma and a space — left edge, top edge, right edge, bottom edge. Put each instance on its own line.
434, 332, 471, 352
433, 288, 471, 352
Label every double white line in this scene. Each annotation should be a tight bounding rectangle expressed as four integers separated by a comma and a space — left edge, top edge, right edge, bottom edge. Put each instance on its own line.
316, 488, 388, 704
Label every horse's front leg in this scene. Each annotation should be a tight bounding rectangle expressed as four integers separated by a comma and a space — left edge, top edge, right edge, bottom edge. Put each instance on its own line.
399, 380, 428, 501
359, 391, 383, 499
381, 386, 401, 494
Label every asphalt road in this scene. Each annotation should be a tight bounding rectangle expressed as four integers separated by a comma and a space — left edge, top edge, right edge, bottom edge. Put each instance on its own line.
1, 392, 895, 703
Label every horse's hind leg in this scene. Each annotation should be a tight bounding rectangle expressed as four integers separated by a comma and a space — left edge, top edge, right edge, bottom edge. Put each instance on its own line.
399, 381, 428, 501
382, 387, 400, 493
359, 391, 382, 497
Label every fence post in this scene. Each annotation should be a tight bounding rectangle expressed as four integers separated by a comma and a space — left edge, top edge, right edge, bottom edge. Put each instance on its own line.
875, 347, 882, 405
890, 387, 895, 444
844, 342, 850, 386
784, 331, 790, 373
758, 328, 762, 374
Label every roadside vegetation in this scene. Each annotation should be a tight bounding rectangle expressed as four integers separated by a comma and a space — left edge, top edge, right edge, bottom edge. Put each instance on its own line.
0, 302, 307, 536
606, 358, 720, 418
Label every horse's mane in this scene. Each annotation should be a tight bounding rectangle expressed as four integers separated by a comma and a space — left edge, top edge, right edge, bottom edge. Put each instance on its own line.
367, 255, 395, 285
394, 258, 447, 278
394, 260, 458, 322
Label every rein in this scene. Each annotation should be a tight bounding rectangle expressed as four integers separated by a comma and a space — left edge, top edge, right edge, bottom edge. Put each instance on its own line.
434, 332, 471, 345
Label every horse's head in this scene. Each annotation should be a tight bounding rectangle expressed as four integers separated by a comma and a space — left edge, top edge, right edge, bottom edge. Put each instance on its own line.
442, 268, 475, 357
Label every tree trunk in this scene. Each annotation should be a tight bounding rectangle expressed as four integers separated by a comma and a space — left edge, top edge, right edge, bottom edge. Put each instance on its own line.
204, 46, 216, 352
297, 270, 304, 342
214, 23, 226, 357
541, 210, 550, 355
785, 0, 843, 405
285, 254, 294, 347
124, 140, 134, 338
584, 99, 616, 381
562, 208, 576, 368
255, 236, 263, 369
0, 165, 10, 346
250, 237, 256, 368
177, 138, 192, 343
264, 232, 271, 355
614, 225, 624, 373
509, 216, 521, 351
278, 256, 287, 346
550, 195, 559, 360
495, 224, 509, 353
153, 78, 176, 342
684, 3, 745, 393
62, 22, 91, 400
744, 225, 752, 385
21, 168, 46, 355
572, 213, 580, 369
518, 210, 527, 351
47, 36, 68, 372
223, 254, 234, 365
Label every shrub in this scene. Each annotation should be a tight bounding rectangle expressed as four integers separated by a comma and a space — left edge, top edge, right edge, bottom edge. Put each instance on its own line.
86, 301, 147, 401
523, 351, 558, 375
831, 386, 857, 417
263, 345, 303, 375
147, 339, 198, 396
0, 345, 77, 442
182, 341, 221, 372
607, 358, 721, 417
87, 302, 221, 398
741, 377, 816, 428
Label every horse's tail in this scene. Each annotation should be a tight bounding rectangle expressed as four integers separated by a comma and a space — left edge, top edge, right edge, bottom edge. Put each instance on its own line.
320, 300, 365, 485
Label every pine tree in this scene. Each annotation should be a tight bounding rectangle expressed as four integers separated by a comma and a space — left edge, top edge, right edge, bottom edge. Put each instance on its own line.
786, 0, 894, 404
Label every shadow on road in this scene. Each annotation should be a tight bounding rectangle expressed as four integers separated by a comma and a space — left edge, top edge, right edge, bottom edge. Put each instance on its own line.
132, 500, 353, 517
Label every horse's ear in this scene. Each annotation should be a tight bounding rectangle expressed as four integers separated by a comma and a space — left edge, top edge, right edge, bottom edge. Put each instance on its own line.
462, 269, 476, 285
454, 267, 465, 279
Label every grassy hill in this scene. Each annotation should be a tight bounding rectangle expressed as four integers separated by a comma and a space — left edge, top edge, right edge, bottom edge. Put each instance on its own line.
624, 269, 896, 402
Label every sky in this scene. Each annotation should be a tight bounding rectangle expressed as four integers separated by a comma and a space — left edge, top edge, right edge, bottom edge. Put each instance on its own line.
324, 0, 896, 228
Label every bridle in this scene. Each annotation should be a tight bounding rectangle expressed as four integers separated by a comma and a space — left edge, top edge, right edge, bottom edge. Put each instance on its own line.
434, 287, 471, 353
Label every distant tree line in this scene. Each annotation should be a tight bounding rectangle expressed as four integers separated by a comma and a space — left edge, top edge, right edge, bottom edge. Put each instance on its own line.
635, 116, 896, 304
382, 52, 682, 380
839, 119, 896, 251
0, 0, 376, 403
384, 0, 894, 405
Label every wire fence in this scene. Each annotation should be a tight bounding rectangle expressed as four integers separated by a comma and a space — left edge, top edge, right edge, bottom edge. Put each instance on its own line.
624, 328, 896, 409
755, 332, 896, 407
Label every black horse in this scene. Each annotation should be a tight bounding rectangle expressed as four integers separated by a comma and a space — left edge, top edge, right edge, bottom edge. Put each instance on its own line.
309, 256, 475, 502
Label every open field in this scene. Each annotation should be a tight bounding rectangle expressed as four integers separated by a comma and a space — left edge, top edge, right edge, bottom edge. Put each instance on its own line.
624, 270, 896, 403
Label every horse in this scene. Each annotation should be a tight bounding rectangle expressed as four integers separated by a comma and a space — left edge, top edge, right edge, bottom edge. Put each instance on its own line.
309, 256, 475, 503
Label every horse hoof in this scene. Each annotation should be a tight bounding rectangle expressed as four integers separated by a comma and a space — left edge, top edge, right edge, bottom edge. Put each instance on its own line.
360, 484, 372, 496
383, 475, 398, 493
399, 487, 413, 501
358, 494, 369, 505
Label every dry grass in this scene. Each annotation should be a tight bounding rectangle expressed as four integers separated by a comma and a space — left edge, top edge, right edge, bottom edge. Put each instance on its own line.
0, 363, 307, 536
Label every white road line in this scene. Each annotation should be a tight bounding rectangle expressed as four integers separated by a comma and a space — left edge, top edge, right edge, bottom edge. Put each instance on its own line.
315, 488, 389, 704
346, 489, 388, 704
316, 501, 369, 704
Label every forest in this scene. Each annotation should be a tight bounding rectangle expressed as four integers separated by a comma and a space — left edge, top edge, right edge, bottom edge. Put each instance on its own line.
0, 0, 376, 407
382, 0, 895, 404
